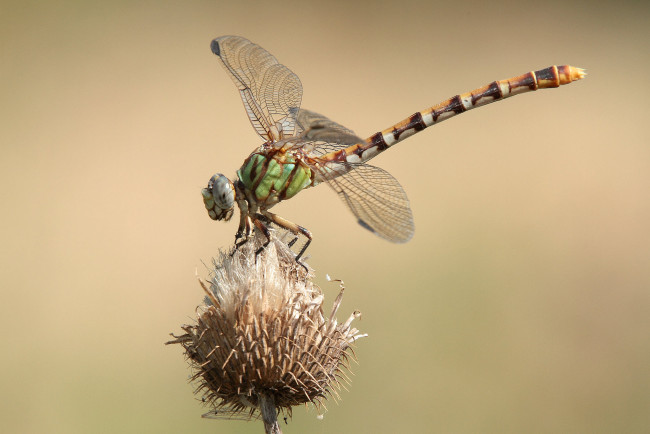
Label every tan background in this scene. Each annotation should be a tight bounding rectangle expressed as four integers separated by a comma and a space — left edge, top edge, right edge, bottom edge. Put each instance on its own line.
2, 0, 649, 432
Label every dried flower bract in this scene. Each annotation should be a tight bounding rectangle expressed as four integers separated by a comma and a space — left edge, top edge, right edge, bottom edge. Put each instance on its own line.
167, 235, 365, 425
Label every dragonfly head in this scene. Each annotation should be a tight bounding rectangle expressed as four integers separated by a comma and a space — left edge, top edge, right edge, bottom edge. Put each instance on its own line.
202, 173, 235, 221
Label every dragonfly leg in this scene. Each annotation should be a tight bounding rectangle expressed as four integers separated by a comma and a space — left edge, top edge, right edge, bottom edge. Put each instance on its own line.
260, 210, 312, 267
231, 214, 253, 256
294, 238, 312, 263
252, 215, 272, 257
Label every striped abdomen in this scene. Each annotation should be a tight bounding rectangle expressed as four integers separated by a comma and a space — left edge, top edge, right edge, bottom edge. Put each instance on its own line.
322, 65, 585, 164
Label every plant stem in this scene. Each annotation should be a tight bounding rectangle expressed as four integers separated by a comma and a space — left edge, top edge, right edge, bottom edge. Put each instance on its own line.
258, 392, 281, 434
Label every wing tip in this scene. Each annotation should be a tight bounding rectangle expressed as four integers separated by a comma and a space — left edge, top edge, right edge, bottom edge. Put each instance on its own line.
357, 218, 376, 234
210, 38, 221, 56
357, 218, 415, 243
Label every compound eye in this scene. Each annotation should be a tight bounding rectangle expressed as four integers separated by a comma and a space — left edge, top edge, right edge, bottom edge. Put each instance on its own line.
208, 174, 235, 210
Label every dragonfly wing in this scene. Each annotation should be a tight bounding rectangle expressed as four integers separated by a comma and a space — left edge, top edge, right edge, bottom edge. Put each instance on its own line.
201, 407, 260, 421
290, 110, 366, 157
296, 109, 362, 145
211, 36, 303, 141
320, 162, 414, 243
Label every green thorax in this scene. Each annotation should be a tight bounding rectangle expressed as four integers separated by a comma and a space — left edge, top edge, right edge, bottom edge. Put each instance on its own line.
237, 151, 312, 203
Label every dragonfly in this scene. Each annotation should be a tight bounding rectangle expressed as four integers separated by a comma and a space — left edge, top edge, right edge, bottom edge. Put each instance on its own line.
202, 35, 584, 260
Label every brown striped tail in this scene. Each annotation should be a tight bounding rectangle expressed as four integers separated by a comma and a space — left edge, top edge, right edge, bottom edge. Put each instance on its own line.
343, 65, 585, 162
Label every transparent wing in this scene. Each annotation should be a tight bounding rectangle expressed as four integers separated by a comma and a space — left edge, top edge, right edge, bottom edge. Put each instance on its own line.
296, 109, 362, 146
286, 110, 365, 157
211, 36, 302, 142
201, 407, 260, 421
319, 162, 414, 243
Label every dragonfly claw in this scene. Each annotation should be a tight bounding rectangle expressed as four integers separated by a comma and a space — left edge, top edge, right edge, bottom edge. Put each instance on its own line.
230, 231, 250, 257
296, 259, 308, 273
254, 242, 266, 256
287, 235, 299, 248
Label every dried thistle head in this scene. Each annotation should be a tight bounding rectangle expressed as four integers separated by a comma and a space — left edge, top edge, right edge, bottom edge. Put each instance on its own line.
167, 235, 365, 427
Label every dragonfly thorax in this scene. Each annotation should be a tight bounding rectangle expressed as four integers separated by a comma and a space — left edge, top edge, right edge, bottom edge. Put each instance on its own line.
237, 150, 313, 207
202, 173, 235, 221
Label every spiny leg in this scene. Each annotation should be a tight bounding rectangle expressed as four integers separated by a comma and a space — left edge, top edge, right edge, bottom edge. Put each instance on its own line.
260, 210, 313, 267
231, 214, 253, 257
294, 237, 312, 263
252, 215, 272, 258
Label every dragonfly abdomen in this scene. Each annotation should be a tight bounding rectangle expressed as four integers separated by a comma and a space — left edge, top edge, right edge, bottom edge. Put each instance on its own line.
238, 152, 313, 204
327, 65, 585, 165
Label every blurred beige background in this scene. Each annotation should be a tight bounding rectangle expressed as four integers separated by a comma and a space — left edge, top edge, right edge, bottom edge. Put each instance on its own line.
2, 0, 649, 432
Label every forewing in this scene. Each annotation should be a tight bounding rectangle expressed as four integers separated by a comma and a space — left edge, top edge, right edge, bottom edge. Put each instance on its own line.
320, 162, 414, 243
211, 36, 302, 141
